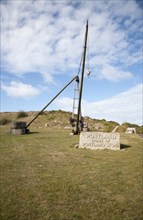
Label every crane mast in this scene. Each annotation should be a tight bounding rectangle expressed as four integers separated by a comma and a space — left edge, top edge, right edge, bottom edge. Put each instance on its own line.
75, 20, 88, 134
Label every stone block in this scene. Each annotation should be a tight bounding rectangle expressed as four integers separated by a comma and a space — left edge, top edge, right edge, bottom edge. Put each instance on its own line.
10, 128, 26, 135
79, 132, 120, 150
11, 121, 26, 129
125, 127, 136, 134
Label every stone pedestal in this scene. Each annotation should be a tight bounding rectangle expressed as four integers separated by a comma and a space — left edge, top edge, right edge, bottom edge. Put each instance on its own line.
79, 132, 120, 150
10, 128, 26, 135
10, 122, 26, 135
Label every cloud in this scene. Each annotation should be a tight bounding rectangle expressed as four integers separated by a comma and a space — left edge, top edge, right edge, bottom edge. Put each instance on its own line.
110, 0, 141, 19
1, 81, 40, 98
1, 0, 142, 83
95, 64, 133, 81
84, 84, 142, 125
55, 97, 73, 112
41, 73, 56, 84
55, 84, 143, 125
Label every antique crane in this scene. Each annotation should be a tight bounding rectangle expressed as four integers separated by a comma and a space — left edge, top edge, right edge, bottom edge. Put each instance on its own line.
16, 20, 90, 135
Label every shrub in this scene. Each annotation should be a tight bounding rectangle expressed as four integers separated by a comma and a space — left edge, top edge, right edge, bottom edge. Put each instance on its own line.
17, 111, 28, 118
136, 126, 143, 134
0, 118, 11, 125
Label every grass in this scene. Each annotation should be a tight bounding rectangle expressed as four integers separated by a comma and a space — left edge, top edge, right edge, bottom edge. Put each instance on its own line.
0, 126, 143, 220
0, 118, 11, 125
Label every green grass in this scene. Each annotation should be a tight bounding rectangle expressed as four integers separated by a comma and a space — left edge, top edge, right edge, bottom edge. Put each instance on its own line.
0, 126, 143, 220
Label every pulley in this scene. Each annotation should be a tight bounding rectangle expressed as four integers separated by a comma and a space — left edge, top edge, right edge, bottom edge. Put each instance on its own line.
87, 68, 91, 77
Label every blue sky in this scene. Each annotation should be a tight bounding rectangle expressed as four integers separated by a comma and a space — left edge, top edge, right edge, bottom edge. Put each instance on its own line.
1, 0, 143, 125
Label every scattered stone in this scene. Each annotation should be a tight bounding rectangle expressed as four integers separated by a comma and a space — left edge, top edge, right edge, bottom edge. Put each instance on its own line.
70, 132, 74, 135
64, 126, 72, 130
95, 123, 103, 130
74, 144, 79, 148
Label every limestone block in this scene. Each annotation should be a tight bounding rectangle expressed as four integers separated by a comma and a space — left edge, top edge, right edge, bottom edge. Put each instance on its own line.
79, 132, 120, 150
10, 128, 26, 135
125, 128, 136, 134
11, 122, 26, 129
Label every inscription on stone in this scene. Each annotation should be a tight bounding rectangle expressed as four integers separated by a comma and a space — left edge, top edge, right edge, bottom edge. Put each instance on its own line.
79, 132, 120, 150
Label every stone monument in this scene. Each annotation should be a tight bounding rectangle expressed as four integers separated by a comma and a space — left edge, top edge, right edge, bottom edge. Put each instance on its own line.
79, 132, 120, 150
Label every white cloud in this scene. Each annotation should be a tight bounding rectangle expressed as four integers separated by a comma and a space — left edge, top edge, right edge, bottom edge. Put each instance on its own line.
84, 84, 142, 125
41, 73, 56, 84
55, 84, 143, 125
55, 97, 73, 112
1, 0, 142, 83
110, 0, 141, 19
96, 64, 133, 82
1, 81, 40, 98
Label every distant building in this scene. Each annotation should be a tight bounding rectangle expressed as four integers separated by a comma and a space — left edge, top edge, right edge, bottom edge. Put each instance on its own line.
125, 128, 136, 134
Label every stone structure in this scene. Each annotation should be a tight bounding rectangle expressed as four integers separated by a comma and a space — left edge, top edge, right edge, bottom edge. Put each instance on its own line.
125, 128, 136, 134
10, 122, 26, 135
79, 132, 120, 150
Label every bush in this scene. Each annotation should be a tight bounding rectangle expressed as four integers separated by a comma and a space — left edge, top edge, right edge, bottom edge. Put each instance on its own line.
136, 126, 143, 134
17, 111, 28, 118
0, 118, 11, 125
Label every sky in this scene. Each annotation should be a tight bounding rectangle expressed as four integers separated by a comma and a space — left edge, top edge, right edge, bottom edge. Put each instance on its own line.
1, 0, 143, 125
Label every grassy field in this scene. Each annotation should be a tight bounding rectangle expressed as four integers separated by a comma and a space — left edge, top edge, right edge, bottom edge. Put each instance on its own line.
0, 126, 143, 220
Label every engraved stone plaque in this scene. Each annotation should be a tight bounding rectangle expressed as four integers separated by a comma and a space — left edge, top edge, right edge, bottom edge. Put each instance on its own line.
79, 132, 120, 150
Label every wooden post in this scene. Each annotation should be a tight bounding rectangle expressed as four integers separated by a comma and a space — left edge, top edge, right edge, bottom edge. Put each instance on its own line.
75, 20, 88, 134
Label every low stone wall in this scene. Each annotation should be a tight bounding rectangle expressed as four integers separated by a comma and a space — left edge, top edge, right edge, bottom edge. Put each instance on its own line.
79, 132, 120, 150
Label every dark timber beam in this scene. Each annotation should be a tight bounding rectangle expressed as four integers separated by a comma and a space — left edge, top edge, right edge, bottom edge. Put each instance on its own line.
26, 75, 78, 128
75, 20, 88, 134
